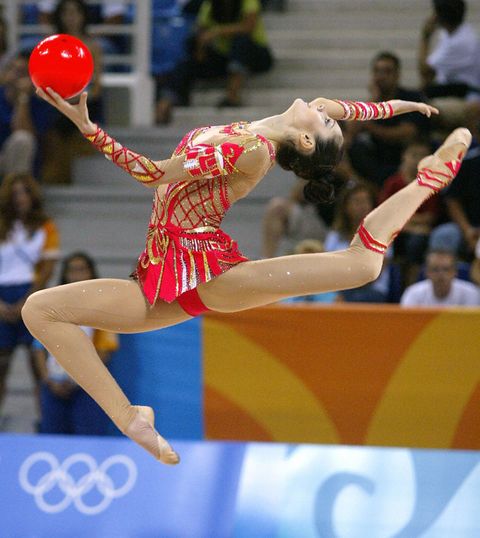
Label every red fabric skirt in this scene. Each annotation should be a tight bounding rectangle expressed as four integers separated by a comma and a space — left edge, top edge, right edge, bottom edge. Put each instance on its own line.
132, 224, 248, 305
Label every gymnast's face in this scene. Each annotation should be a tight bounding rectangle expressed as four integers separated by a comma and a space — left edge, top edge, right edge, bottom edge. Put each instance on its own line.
285, 98, 343, 153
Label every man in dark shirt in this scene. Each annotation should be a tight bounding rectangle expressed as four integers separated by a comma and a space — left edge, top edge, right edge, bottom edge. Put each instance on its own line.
347, 51, 430, 186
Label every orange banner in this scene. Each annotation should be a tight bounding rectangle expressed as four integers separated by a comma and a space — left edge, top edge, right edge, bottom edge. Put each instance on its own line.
203, 305, 480, 449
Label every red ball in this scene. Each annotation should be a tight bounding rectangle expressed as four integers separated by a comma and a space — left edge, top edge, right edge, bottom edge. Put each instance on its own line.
29, 34, 94, 99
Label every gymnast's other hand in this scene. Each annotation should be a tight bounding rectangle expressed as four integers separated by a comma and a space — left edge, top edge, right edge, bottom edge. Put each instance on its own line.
390, 100, 439, 118
35, 87, 97, 134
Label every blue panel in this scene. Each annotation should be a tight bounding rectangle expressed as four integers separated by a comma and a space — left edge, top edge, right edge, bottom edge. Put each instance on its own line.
2, 435, 480, 537
233, 444, 480, 538
107, 318, 202, 439
0, 434, 245, 538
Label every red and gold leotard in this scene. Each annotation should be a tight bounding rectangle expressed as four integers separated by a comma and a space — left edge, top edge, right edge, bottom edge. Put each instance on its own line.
84, 122, 276, 305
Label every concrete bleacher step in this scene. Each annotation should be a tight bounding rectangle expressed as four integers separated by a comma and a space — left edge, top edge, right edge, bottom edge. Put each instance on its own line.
273, 48, 417, 64
288, 0, 429, 8
190, 87, 368, 107
232, 67, 416, 90
44, 184, 150, 278
268, 0, 479, 22
243, 63, 419, 92
264, 12, 433, 32
267, 28, 421, 49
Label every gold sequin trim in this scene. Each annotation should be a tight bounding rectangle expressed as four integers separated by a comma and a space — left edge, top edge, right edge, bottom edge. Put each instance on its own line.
185, 226, 217, 234
188, 250, 196, 289
203, 251, 211, 281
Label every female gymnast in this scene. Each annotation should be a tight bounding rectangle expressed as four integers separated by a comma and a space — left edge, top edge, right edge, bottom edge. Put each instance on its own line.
22, 87, 471, 464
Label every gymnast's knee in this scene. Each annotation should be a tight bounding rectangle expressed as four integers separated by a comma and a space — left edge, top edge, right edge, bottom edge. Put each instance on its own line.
21, 290, 53, 331
347, 245, 384, 286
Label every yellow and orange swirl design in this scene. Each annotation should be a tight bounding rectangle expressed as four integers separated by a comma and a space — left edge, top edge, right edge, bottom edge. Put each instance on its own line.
203, 305, 480, 449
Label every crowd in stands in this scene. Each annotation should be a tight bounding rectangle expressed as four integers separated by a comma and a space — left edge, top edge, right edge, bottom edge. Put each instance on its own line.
155, 0, 274, 123
265, 0, 480, 308
0, 0, 480, 432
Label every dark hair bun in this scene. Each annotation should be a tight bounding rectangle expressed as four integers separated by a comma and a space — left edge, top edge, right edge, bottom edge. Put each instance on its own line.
276, 136, 344, 204
303, 172, 337, 204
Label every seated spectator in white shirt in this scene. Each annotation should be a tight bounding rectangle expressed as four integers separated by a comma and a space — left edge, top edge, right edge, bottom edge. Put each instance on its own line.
401, 249, 480, 306
419, 0, 480, 129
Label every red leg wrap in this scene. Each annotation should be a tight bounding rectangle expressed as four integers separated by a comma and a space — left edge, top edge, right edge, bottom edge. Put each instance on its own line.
357, 222, 388, 254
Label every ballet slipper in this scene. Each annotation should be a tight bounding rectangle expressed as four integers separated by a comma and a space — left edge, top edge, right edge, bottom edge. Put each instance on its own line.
124, 405, 180, 465
417, 128, 472, 192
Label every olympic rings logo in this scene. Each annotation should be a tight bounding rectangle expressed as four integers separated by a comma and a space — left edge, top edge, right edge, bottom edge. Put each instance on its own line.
19, 452, 137, 515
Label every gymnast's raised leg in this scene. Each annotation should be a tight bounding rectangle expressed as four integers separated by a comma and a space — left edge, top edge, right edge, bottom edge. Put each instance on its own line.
198, 129, 471, 312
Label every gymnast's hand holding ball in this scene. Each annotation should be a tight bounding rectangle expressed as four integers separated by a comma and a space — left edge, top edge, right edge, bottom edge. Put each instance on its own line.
29, 33, 97, 135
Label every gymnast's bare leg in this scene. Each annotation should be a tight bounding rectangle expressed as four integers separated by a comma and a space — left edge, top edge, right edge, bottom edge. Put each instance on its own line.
22, 279, 190, 464
21, 128, 470, 463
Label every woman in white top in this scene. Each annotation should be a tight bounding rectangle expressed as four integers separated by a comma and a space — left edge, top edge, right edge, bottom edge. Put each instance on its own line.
33, 252, 118, 435
0, 173, 59, 412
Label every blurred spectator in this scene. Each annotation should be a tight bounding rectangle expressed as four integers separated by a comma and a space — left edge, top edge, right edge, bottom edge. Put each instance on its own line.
156, 0, 274, 123
430, 123, 480, 256
151, 0, 196, 107
262, 153, 360, 258
379, 140, 441, 285
347, 51, 430, 186
23, 0, 128, 24
52, 0, 103, 121
328, 181, 399, 303
0, 51, 56, 180
0, 173, 59, 414
324, 181, 376, 252
35, 0, 128, 25
282, 239, 338, 304
33, 252, 118, 435
41, 0, 104, 183
262, 179, 331, 258
419, 0, 480, 129
401, 249, 480, 306
0, 16, 9, 75
35, 0, 130, 57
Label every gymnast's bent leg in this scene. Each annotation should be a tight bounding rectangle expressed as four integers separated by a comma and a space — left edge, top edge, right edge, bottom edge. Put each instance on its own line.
199, 128, 471, 311
22, 278, 191, 463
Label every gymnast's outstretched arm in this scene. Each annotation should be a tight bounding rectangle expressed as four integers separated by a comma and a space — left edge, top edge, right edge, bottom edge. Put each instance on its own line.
36, 87, 268, 188
82, 125, 270, 189
309, 96, 438, 122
